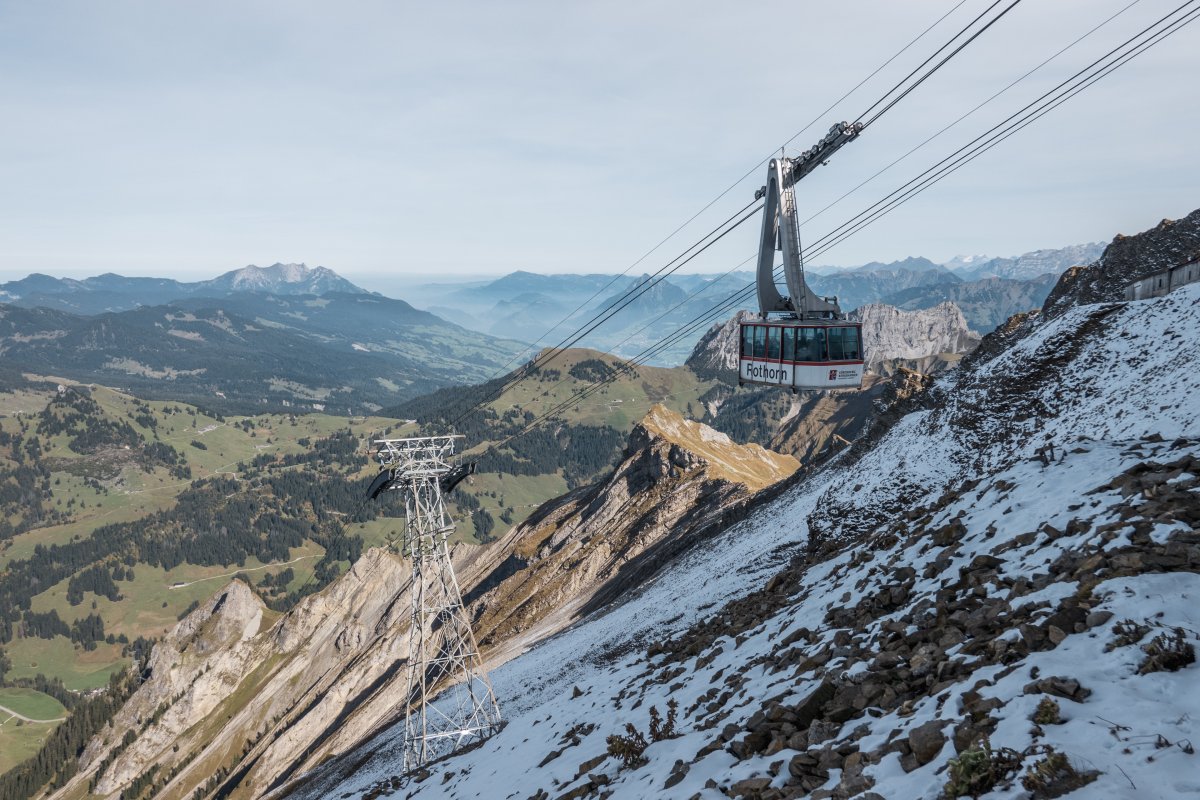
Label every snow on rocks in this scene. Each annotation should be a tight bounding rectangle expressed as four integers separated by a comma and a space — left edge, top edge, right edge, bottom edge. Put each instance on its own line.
304, 284, 1200, 798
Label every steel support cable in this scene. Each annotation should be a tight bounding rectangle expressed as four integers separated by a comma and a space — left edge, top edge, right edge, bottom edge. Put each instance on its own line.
446, 0, 979, 428
484, 253, 761, 429
485, 0, 976, 384
639, 1, 1200, 363
447, 199, 762, 431
499, 197, 759, 369
807, 1, 1146, 234
856, 0, 1007, 122
456, 0, 1079, 443
804, 0, 1200, 261
860, 0, 1026, 128
484, 270, 775, 455
686, 0, 1175, 315
460, 207, 763, 448
477, 198, 759, 384
677, 4, 1197, 336
487, 5, 1200, 453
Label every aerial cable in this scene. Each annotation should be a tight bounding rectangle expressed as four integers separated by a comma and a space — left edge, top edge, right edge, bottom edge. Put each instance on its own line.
515, 202, 762, 373
441, 200, 758, 432
855, 0, 1009, 123
485, 3, 1199, 452
477, 0, 975, 389
859, 0, 1026, 129
460, 206, 762, 446
446, 198, 761, 431
491, 253, 760, 421
802, 0, 1145, 231
804, 0, 1200, 261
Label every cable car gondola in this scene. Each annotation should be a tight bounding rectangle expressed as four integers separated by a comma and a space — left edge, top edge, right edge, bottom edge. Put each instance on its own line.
738, 122, 865, 392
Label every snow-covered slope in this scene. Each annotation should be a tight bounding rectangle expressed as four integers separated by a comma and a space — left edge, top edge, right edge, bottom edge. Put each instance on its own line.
285, 281, 1199, 799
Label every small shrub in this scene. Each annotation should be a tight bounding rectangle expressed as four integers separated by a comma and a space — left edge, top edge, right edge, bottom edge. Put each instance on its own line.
1021, 748, 1097, 798
1139, 628, 1196, 675
1106, 618, 1150, 651
606, 724, 648, 768
1032, 698, 1062, 725
943, 739, 1022, 799
605, 699, 679, 769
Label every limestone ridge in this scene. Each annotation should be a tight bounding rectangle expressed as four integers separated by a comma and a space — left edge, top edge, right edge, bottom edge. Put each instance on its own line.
51, 550, 419, 800
1043, 206, 1200, 316
51, 407, 797, 800
848, 301, 980, 372
686, 309, 754, 379
457, 404, 797, 654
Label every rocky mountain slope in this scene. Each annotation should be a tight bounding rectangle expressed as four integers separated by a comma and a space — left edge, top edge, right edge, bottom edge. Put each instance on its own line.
292, 215, 1200, 799
44, 406, 798, 800
849, 302, 980, 373
1044, 209, 1200, 316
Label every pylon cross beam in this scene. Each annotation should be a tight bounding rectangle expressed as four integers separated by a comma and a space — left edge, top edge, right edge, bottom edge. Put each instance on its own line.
372, 435, 502, 772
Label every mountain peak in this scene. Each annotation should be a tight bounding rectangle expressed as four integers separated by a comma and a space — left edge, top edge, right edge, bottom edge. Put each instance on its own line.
204, 263, 366, 296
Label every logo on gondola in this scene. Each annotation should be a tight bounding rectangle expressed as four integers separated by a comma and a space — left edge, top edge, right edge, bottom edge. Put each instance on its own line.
828, 369, 837, 380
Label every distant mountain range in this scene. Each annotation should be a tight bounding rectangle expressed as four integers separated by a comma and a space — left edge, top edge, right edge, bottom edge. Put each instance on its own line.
941, 242, 1106, 281
0, 241, 1105, 401
0, 283, 523, 413
409, 242, 1103, 356
0, 263, 366, 315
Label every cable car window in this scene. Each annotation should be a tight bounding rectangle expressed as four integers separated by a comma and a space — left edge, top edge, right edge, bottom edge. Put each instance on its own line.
782, 327, 795, 361
795, 328, 813, 361
814, 328, 827, 361
767, 327, 781, 359
828, 327, 845, 360
843, 326, 861, 360
741, 324, 754, 356
753, 325, 767, 358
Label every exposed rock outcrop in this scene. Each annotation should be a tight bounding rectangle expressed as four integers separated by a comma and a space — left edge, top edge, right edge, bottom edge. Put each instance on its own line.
459, 404, 797, 655
1043, 207, 1200, 316
686, 310, 753, 380
849, 301, 980, 372
54, 406, 798, 800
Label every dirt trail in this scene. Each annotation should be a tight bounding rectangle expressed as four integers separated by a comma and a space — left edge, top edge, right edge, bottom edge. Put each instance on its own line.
167, 554, 319, 589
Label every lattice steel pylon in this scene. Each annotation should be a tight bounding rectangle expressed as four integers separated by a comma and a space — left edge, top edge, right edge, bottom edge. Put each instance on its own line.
373, 435, 502, 772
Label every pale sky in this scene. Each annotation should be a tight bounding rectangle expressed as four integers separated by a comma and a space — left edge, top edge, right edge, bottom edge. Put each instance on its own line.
1, 0, 1197, 286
